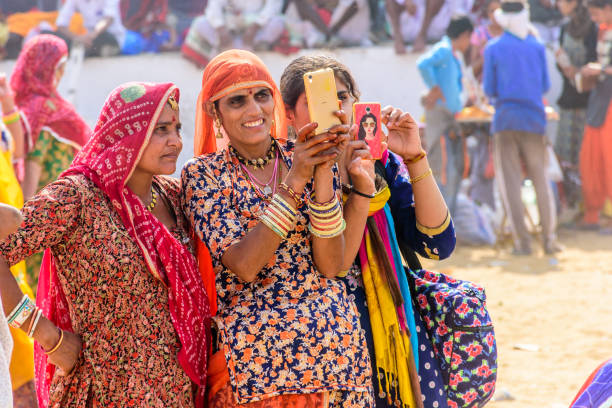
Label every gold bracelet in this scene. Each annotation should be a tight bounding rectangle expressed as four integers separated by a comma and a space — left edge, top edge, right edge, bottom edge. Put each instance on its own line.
404, 150, 427, 165
45, 329, 64, 355
410, 168, 433, 185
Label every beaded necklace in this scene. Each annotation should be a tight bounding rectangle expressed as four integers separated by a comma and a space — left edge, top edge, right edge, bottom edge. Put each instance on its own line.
229, 141, 276, 169
239, 148, 279, 198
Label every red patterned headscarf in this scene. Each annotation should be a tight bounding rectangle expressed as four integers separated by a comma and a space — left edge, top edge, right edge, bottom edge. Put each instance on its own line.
35, 82, 211, 407
10, 34, 90, 150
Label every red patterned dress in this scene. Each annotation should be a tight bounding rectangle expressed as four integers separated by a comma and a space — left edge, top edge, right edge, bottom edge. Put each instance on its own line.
0, 174, 194, 407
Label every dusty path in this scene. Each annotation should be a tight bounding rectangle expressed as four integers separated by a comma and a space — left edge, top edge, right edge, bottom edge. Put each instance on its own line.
422, 228, 612, 408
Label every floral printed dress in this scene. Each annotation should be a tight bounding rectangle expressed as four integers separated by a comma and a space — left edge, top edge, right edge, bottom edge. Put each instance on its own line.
0, 174, 194, 408
181, 139, 374, 406
25, 130, 76, 291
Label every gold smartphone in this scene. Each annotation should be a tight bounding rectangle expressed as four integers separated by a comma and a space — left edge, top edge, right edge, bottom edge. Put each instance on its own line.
303, 68, 342, 135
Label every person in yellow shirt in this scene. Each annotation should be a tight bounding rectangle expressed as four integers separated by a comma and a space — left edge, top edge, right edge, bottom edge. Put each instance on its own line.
0, 72, 36, 407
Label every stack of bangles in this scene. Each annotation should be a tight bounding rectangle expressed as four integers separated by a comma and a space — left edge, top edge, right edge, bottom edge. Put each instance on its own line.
6, 294, 64, 354
7, 294, 42, 338
260, 193, 298, 239
2, 109, 20, 126
308, 194, 346, 238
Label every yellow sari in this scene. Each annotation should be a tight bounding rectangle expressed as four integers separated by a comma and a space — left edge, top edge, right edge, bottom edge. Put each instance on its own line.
0, 130, 35, 390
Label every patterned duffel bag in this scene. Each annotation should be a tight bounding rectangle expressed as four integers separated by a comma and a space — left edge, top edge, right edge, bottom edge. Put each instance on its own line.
409, 269, 497, 408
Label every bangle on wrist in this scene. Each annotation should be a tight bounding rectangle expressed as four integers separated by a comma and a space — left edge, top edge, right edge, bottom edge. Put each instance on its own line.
278, 182, 303, 207
2, 111, 20, 125
410, 167, 433, 184
342, 183, 375, 199
403, 150, 427, 165
27, 309, 43, 338
45, 328, 64, 355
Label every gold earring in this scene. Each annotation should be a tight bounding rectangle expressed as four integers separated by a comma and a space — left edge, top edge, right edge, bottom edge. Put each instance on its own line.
214, 109, 223, 139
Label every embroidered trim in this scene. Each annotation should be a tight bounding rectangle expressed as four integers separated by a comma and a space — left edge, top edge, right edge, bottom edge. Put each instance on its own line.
416, 210, 451, 236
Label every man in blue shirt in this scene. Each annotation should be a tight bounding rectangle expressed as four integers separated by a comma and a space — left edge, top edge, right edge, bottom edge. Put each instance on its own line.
484, 0, 561, 255
417, 14, 473, 215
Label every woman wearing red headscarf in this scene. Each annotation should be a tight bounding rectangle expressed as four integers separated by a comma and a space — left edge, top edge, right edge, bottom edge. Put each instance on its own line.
181, 49, 374, 407
10, 34, 91, 292
11, 34, 90, 200
0, 81, 211, 407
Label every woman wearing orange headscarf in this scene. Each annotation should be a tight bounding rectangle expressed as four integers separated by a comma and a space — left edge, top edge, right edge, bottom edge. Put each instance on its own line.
181, 49, 374, 407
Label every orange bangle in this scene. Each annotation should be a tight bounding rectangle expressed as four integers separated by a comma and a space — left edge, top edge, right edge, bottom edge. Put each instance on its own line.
25, 307, 38, 336
404, 150, 427, 164
45, 329, 64, 355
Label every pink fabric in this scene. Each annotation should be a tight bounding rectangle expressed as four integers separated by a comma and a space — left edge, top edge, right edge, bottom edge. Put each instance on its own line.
35, 82, 211, 407
10, 34, 90, 150
372, 211, 408, 332
34, 249, 73, 408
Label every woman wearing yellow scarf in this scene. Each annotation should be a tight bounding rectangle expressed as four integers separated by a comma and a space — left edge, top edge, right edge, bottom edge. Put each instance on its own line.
281, 56, 456, 408
0, 73, 36, 407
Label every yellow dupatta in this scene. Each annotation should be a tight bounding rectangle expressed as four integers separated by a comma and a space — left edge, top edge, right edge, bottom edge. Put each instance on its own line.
358, 187, 419, 408
0, 131, 35, 390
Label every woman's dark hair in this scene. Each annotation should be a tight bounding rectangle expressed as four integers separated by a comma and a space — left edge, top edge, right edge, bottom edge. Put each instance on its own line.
446, 14, 474, 39
568, 0, 595, 38
587, 0, 612, 8
357, 112, 378, 141
280, 55, 360, 110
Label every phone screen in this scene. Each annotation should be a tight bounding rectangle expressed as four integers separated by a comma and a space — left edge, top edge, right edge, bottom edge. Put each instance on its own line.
353, 102, 383, 159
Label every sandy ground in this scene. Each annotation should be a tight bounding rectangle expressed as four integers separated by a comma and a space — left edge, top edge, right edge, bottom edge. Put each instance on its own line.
422, 227, 612, 408
2, 45, 600, 407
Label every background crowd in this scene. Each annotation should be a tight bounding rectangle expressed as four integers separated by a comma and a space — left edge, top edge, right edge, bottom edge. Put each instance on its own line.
0, 0, 570, 61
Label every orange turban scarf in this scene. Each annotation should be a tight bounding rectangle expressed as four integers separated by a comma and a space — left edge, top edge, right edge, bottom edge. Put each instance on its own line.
194, 49, 288, 157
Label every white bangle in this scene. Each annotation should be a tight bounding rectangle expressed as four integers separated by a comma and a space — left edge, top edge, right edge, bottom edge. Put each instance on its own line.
7, 295, 35, 329
28, 309, 43, 338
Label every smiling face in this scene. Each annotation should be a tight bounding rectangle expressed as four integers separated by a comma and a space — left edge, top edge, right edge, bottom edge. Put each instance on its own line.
214, 86, 275, 148
136, 102, 183, 176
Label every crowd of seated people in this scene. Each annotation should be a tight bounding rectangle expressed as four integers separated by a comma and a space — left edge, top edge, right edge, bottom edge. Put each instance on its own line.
0, 0, 574, 62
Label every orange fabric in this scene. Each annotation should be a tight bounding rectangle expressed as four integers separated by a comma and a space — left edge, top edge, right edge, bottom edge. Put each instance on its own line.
193, 49, 288, 316
7, 11, 86, 37
193, 49, 288, 157
207, 350, 231, 402
196, 237, 217, 316
207, 350, 329, 407
580, 103, 612, 224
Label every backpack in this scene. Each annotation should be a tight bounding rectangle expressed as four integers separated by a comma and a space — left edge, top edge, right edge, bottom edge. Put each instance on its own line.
408, 269, 497, 408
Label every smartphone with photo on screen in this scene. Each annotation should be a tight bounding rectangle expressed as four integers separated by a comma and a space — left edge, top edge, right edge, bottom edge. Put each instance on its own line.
353, 102, 383, 159
303, 68, 342, 135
